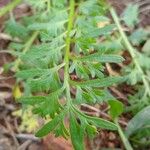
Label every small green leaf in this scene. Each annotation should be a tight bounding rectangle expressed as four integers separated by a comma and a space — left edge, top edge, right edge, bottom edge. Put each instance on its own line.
86, 24, 116, 38
70, 76, 123, 88
108, 100, 124, 120
126, 106, 150, 137
16, 69, 50, 79
73, 107, 117, 130
70, 112, 85, 150
86, 116, 117, 130
122, 4, 139, 27
86, 124, 97, 138
35, 109, 66, 137
142, 39, 150, 55
129, 28, 148, 45
36, 117, 59, 137
77, 53, 124, 63
5, 20, 28, 38
54, 121, 70, 139
20, 96, 46, 105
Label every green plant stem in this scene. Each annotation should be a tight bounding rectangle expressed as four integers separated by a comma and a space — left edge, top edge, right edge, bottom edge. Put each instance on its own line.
47, 0, 51, 12
64, 0, 75, 106
0, 0, 21, 17
110, 8, 150, 97
114, 119, 133, 150
13, 31, 39, 71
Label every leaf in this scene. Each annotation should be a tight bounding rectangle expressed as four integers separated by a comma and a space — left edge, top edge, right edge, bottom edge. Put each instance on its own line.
20, 96, 47, 105
137, 53, 150, 69
129, 28, 148, 45
77, 53, 124, 63
108, 100, 124, 119
126, 105, 150, 137
69, 112, 85, 150
54, 121, 69, 139
86, 124, 97, 138
16, 69, 50, 79
92, 89, 115, 102
28, 20, 67, 33
35, 109, 67, 137
28, 10, 68, 36
16, 64, 64, 80
86, 116, 117, 130
86, 24, 116, 38
125, 68, 142, 85
76, 86, 82, 103
21, 44, 65, 62
70, 76, 123, 88
5, 20, 28, 38
79, 0, 101, 15
142, 39, 150, 55
73, 107, 117, 130
121, 4, 139, 27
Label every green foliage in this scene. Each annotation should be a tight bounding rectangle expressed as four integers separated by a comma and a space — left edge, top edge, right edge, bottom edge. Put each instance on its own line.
121, 3, 139, 28
126, 105, 150, 137
108, 100, 124, 120
75, 53, 124, 63
70, 76, 123, 88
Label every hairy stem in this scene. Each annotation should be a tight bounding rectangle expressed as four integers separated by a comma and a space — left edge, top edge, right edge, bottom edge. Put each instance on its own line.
13, 31, 39, 71
110, 8, 150, 97
114, 119, 133, 150
64, 0, 75, 106
0, 0, 21, 17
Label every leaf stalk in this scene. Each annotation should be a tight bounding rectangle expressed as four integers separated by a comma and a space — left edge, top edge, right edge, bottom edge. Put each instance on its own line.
114, 119, 133, 150
0, 0, 21, 17
64, 0, 75, 106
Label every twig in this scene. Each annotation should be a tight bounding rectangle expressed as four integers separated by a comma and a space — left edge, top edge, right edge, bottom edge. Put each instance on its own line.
17, 140, 32, 150
4, 118, 20, 148
0, 50, 12, 54
106, 63, 119, 76
109, 87, 128, 102
0, 83, 13, 89
0, 76, 14, 80
15, 134, 41, 142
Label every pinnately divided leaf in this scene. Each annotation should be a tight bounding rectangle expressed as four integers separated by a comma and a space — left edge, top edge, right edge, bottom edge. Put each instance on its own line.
72, 106, 118, 130
76, 53, 124, 63
70, 76, 123, 88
